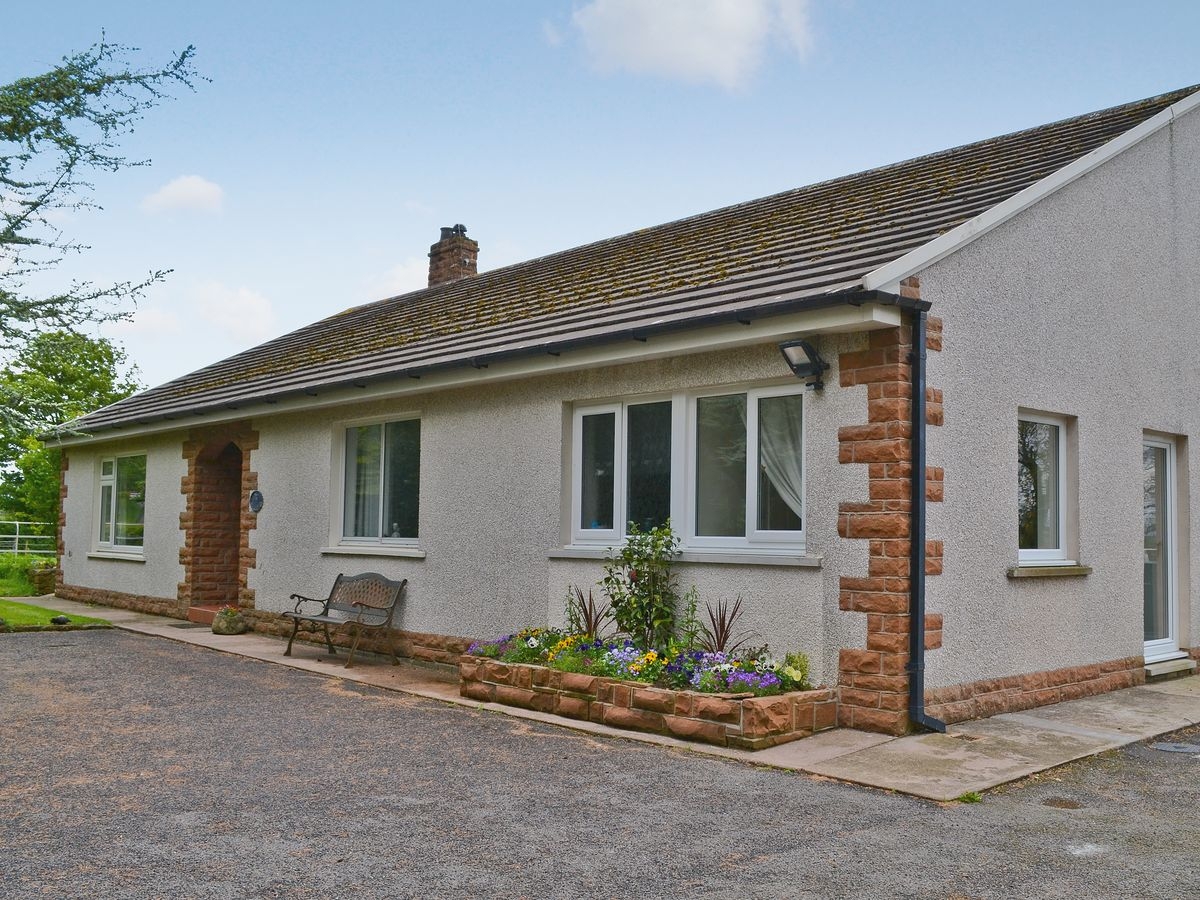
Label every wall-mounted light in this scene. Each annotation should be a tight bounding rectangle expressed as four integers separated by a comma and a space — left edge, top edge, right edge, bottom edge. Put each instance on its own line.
778, 339, 829, 391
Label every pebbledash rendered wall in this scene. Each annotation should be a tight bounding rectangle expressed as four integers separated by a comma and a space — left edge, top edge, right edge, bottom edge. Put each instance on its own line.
917, 102, 1200, 714
60, 432, 188, 607
59, 337, 877, 687
245, 339, 872, 687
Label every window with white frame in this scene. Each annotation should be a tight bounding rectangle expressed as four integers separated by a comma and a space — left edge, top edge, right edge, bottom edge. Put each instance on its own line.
1017, 413, 1067, 563
572, 385, 805, 551
98, 454, 147, 550
342, 419, 421, 542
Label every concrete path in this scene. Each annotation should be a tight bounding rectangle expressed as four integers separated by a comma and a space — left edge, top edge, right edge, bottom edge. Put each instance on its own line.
28, 594, 1200, 802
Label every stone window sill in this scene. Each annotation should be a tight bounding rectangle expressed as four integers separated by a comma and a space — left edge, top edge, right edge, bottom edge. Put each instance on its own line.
87, 551, 146, 563
549, 547, 822, 568
320, 545, 426, 559
1006, 564, 1093, 579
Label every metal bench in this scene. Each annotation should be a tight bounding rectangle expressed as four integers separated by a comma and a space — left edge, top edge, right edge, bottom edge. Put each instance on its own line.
282, 572, 407, 668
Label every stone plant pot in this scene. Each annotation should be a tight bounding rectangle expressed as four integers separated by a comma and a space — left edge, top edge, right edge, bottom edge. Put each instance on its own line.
211, 614, 247, 635
28, 566, 57, 595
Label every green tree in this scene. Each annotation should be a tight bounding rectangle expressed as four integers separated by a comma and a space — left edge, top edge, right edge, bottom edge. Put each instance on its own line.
0, 331, 141, 526
2, 435, 63, 528
1, 37, 199, 430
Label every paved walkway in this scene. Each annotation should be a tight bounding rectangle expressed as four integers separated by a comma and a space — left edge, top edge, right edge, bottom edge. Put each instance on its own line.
29, 594, 1200, 802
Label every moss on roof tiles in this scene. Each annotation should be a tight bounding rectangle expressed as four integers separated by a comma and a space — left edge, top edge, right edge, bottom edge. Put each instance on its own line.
71, 84, 1200, 431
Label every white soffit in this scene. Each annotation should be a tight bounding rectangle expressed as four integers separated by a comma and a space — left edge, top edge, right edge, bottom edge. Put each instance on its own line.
862, 89, 1200, 294
54, 302, 903, 447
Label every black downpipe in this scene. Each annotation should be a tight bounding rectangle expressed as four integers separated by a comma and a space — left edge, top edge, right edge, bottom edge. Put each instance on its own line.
908, 309, 946, 734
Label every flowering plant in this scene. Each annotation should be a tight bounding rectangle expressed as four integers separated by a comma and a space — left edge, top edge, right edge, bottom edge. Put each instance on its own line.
467, 630, 811, 697
216, 604, 241, 617
467, 627, 564, 664
594, 642, 665, 682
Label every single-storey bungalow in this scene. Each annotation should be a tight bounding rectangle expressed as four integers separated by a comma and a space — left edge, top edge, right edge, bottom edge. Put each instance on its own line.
53, 84, 1200, 735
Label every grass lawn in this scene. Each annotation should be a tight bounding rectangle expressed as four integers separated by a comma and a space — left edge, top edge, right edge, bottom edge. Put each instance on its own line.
0, 570, 35, 597
0, 554, 49, 597
0, 598, 110, 629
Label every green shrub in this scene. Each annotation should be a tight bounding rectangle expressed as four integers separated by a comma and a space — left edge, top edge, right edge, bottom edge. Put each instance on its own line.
601, 522, 695, 652
0, 554, 50, 579
0, 555, 50, 597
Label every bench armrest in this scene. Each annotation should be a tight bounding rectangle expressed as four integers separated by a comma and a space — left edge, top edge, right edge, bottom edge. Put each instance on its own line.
289, 593, 329, 614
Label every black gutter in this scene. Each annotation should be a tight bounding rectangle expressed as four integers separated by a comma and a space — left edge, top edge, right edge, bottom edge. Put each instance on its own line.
907, 307, 946, 734
55, 288, 916, 438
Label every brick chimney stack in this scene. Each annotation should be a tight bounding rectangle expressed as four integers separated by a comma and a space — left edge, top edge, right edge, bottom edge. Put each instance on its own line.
427, 224, 479, 287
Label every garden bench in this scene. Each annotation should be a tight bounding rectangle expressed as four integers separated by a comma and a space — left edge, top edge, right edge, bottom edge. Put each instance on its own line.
282, 572, 407, 668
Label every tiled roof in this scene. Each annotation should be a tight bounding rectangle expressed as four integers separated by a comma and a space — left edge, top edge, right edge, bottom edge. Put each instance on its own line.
72, 85, 1199, 433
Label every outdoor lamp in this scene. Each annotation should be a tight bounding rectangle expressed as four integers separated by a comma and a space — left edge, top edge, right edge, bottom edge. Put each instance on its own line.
778, 339, 829, 390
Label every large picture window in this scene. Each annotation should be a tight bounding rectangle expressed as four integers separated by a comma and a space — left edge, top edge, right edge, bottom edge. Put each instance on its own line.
693, 388, 804, 545
1017, 413, 1067, 563
98, 454, 146, 550
343, 419, 421, 542
572, 386, 804, 551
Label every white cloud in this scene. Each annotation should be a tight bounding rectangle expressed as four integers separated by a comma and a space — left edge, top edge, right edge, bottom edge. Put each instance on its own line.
106, 306, 183, 338
367, 257, 429, 300
542, 20, 564, 47
775, 0, 813, 56
192, 281, 277, 343
141, 175, 225, 214
572, 0, 812, 90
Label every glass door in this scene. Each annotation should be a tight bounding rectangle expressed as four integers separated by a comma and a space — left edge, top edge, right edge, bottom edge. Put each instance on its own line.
1143, 439, 1179, 661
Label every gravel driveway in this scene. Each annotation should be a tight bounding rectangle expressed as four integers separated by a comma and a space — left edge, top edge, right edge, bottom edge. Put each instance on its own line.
3, 630, 1198, 899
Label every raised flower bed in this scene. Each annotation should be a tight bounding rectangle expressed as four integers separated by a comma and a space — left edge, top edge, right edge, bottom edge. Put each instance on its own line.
463, 524, 838, 749
459, 656, 836, 750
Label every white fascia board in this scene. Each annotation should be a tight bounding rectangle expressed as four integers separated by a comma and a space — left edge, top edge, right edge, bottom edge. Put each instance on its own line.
863, 89, 1200, 294
54, 302, 902, 448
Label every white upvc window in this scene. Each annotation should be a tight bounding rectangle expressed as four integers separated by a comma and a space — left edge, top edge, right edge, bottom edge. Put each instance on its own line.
1017, 412, 1069, 564
572, 399, 674, 545
97, 454, 147, 551
687, 385, 806, 549
571, 385, 805, 552
340, 417, 421, 545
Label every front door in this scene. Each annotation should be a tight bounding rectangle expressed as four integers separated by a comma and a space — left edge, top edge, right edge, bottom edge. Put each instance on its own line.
1143, 438, 1179, 662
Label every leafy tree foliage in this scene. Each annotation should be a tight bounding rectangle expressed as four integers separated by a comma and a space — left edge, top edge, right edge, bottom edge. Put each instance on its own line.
0, 37, 199, 388
0, 37, 198, 525
2, 436, 62, 529
0, 331, 141, 526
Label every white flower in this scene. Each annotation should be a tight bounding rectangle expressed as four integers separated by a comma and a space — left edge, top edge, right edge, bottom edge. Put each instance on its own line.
526, 637, 539, 648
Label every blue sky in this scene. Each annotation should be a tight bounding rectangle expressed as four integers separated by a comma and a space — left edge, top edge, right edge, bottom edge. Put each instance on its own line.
5, 1, 1199, 389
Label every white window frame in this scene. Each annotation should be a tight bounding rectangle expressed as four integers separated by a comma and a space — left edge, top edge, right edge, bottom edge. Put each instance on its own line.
96, 452, 147, 555
1017, 411, 1070, 565
335, 414, 422, 548
685, 384, 807, 551
1142, 434, 1179, 661
570, 384, 806, 553
571, 403, 625, 545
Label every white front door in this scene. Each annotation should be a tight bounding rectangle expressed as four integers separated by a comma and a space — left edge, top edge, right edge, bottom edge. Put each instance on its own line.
1143, 438, 1180, 662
